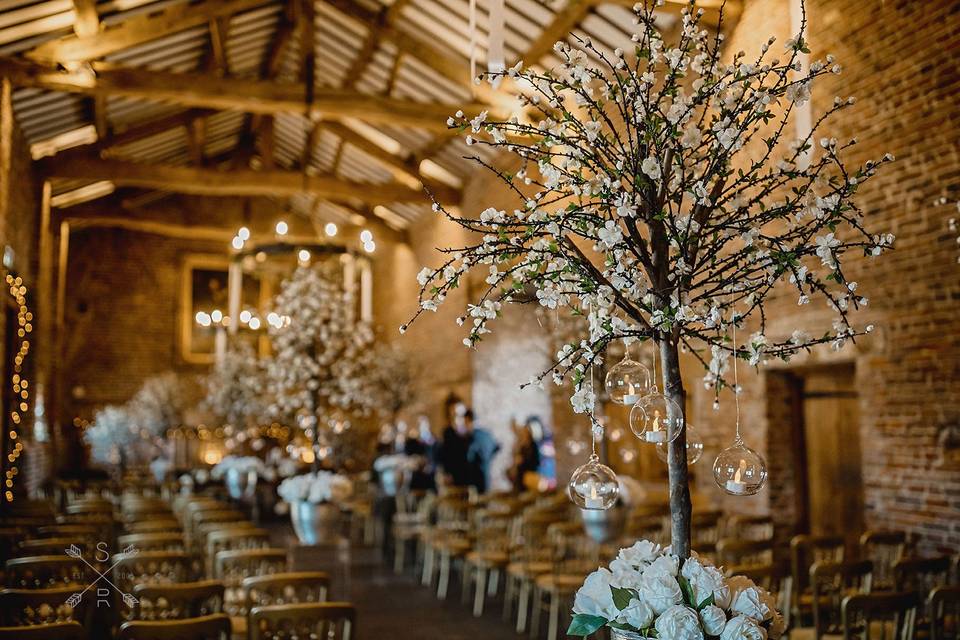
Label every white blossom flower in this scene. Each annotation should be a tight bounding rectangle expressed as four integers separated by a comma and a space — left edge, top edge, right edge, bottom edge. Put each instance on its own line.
654, 605, 704, 640
720, 615, 767, 640
616, 598, 655, 629
572, 568, 618, 619
700, 605, 728, 635
641, 156, 661, 180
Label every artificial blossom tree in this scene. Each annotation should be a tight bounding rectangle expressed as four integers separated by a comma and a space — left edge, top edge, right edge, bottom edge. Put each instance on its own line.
267, 265, 375, 471
406, 0, 894, 557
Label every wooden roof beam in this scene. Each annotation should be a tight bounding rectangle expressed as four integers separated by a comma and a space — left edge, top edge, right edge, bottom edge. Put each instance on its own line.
0, 58, 486, 132
72, 0, 100, 39
39, 154, 460, 205
27, 0, 269, 62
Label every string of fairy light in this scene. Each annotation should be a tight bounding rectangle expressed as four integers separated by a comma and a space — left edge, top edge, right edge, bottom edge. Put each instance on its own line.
4, 272, 31, 502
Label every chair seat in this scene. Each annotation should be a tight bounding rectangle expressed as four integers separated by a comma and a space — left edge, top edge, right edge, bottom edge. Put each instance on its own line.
438, 539, 472, 556
466, 550, 509, 566
508, 561, 554, 577
535, 573, 585, 593
230, 614, 247, 640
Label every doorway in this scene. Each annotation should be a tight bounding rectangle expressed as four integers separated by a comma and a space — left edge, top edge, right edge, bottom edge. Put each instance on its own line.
798, 364, 864, 541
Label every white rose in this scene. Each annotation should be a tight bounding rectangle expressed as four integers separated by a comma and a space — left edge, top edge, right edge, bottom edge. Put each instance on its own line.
573, 568, 618, 619
720, 615, 767, 640
700, 604, 728, 636
731, 586, 771, 621
654, 605, 704, 640
682, 558, 729, 606
720, 575, 756, 610
643, 554, 679, 579
639, 572, 682, 614
617, 540, 661, 567
609, 559, 644, 590
616, 598, 654, 630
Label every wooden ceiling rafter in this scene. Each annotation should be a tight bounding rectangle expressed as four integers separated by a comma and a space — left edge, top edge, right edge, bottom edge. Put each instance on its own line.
40, 154, 461, 205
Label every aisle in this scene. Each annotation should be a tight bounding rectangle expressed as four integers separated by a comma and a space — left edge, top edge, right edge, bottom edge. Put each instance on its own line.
277, 527, 522, 640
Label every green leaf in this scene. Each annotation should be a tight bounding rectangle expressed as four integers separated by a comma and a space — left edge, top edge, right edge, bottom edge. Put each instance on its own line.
610, 586, 635, 611
567, 614, 607, 637
697, 592, 715, 610
677, 575, 696, 607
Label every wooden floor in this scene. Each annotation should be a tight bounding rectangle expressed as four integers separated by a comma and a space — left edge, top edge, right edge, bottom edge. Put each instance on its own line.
276, 527, 522, 640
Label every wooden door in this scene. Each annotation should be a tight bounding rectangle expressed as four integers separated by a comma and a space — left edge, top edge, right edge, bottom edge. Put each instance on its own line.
801, 366, 864, 541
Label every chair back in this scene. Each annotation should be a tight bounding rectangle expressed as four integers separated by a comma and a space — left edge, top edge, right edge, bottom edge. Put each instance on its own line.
842, 592, 919, 640
113, 550, 202, 619
894, 555, 952, 598
215, 548, 287, 617
132, 579, 225, 620
249, 602, 355, 640
0, 586, 93, 628
717, 538, 775, 567
859, 531, 907, 590
0, 621, 86, 639
811, 559, 874, 638
36, 524, 100, 538
17, 537, 96, 557
625, 514, 667, 546
117, 533, 185, 552
727, 514, 775, 541
242, 572, 330, 620
125, 520, 182, 535
117, 612, 232, 639
4, 555, 89, 588
205, 528, 270, 575
691, 510, 723, 548
928, 585, 960, 640
791, 534, 846, 599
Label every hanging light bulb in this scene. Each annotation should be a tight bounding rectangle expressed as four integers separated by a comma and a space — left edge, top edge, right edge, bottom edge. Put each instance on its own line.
604, 349, 651, 406
655, 424, 704, 464
713, 438, 767, 495
629, 391, 683, 444
567, 453, 619, 510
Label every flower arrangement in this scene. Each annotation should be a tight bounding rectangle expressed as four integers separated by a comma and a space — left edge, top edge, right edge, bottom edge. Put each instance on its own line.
405, 0, 893, 555
210, 455, 267, 480
569, 540, 783, 639
266, 265, 376, 470
277, 471, 353, 505
84, 405, 141, 467
204, 341, 266, 428
128, 372, 187, 440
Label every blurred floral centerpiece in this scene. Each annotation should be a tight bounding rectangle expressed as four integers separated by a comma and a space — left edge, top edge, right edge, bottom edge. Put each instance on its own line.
212, 454, 269, 500
84, 405, 142, 471
569, 541, 783, 639
278, 470, 354, 545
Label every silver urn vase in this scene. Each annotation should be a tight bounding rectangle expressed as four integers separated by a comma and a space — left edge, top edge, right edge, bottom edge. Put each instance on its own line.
289, 501, 341, 545
579, 505, 627, 544
225, 468, 258, 501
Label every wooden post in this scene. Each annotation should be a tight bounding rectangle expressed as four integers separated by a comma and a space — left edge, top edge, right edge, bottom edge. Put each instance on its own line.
659, 336, 691, 558
37, 181, 57, 467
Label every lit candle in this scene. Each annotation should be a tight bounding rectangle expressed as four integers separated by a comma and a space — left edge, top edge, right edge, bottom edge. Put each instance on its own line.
623, 382, 641, 405
645, 409, 666, 443
584, 479, 603, 509
726, 459, 748, 494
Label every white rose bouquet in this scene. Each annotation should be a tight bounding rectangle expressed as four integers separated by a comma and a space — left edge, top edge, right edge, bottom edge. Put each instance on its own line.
568, 540, 784, 639
277, 471, 353, 505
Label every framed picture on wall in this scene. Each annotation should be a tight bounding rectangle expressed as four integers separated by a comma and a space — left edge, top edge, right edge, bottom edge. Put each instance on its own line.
180, 254, 230, 364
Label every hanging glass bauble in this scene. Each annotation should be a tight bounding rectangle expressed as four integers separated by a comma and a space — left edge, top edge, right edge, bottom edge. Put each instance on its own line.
567, 453, 620, 510
713, 439, 767, 496
629, 389, 683, 444
604, 355, 651, 405
655, 424, 704, 465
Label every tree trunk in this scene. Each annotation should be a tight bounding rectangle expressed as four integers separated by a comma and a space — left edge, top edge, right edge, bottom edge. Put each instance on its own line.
310, 386, 321, 473
659, 337, 691, 558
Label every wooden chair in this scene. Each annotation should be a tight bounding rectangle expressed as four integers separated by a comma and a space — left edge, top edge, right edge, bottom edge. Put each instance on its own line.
392, 491, 434, 574
36, 524, 100, 538
4, 556, 89, 589
188, 510, 245, 549
859, 531, 907, 590
195, 521, 260, 557
117, 613, 232, 640
117, 533, 185, 552
204, 528, 270, 576
124, 520, 182, 535
717, 538, 775, 567
691, 510, 723, 549
463, 512, 512, 616
214, 548, 287, 635
249, 603, 355, 640
792, 534, 847, 624
894, 556, 952, 598
0, 585, 93, 628
530, 528, 600, 640
841, 592, 920, 640
0, 621, 86, 639
726, 514, 775, 541
242, 572, 330, 608
623, 513, 667, 547
928, 585, 960, 640
811, 560, 874, 639
113, 551, 203, 621
504, 512, 563, 633
132, 580, 225, 620
17, 537, 96, 557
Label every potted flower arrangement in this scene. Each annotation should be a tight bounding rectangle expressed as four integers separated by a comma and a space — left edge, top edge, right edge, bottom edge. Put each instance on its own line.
569, 540, 784, 639
372, 453, 423, 497
277, 471, 353, 544
211, 455, 267, 501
